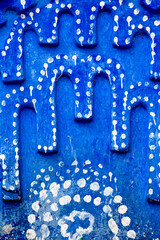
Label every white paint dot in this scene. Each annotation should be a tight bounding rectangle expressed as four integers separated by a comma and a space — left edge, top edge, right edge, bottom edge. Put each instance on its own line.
63, 180, 71, 189
50, 182, 60, 197
84, 195, 92, 203
113, 195, 122, 203
73, 194, 80, 202
103, 187, 113, 196
93, 197, 101, 206
121, 216, 131, 226
28, 214, 36, 224
127, 230, 136, 239
40, 224, 50, 238
118, 205, 127, 214
43, 212, 53, 222
77, 178, 86, 188
26, 229, 36, 239
90, 182, 100, 191
103, 205, 112, 214
51, 203, 58, 212
32, 201, 40, 212
59, 195, 71, 205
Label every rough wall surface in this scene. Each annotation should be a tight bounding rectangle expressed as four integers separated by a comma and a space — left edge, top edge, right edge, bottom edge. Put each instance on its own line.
0, 0, 160, 239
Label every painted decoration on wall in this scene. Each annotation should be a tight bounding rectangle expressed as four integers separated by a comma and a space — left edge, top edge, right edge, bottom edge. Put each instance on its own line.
0, 0, 160, 239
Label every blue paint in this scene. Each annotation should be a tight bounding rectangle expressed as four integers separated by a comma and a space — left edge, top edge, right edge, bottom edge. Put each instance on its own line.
0, 0, 160, 239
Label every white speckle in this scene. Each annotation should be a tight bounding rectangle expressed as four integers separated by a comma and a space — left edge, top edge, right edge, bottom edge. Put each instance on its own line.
98, 164, 103, 168
58, 211, 94, 238
0, 224, 13, 236
72, 160, 78, 166
150, 166, 155, 172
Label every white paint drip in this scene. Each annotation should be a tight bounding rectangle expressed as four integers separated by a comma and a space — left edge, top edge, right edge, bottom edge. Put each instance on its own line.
120, 73, 124, 89
50, 69, 57, 95
29, 86, 33, 97
32, 99, 37, 113
109, 172, 113, 182
72, 55, 77, 66
44, 63, 48, 78
20, 0, 26, 9
151, 32, 156, 65
18, 45, 23, 59
150, 112, 156, 125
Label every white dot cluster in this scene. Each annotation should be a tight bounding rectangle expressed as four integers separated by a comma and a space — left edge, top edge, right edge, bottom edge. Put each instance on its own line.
26, 159, 136, 239
0, 53, 124, 199
112, 80, 160, 199
113, 1, 160, 79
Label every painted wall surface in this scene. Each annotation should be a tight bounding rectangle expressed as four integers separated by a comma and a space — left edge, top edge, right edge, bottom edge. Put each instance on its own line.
0, 0, 160, 239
